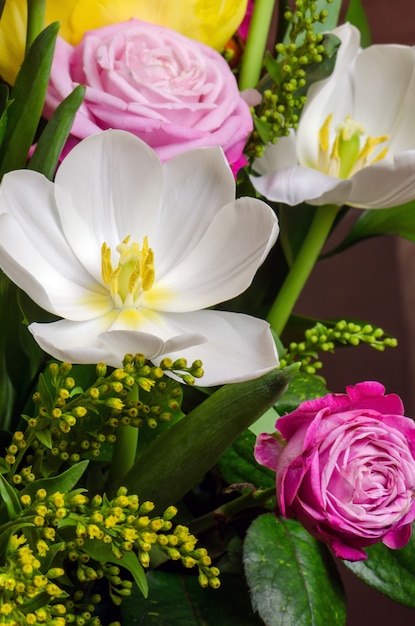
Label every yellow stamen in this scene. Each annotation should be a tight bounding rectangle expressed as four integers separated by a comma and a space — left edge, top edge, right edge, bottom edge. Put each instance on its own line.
316, 114, 389, 179
101, 236, 156, 305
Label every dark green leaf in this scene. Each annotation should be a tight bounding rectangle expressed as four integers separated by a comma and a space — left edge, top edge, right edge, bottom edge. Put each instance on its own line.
37, 372, 54, 413
0, 22, 59, 177
345, 0, 371, 47
327, 201, 415, 256
121, 570, 264, 625
0, 84, 12, 150
344, 525, 415, 607
19, 460, 89, 500
28, 84, 86, 179
217, 430, 275, 489
243, 514, 346, 626
0, 0, 5, 20
121, 366, 298, 509
264, 51, 281, 84
35, 429, 52, 449
0, 474, 22, 520
275, 372, 328, 415
82, 539, 148, 598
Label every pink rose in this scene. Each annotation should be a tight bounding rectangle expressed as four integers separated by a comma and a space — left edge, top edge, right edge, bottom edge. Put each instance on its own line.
254, 381, 415, 561
44, 19, 253, 169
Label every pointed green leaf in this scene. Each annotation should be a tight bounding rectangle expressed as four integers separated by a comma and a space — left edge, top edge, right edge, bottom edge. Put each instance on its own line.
0, 474, 22, 520
275, 372, 329, 416
28, 84, 86, 179
327, 201, 415, 256
121, 366, 298, 509
82, 539, 148, 598
19, 460, 89, 500
344, 525, 415, 607
243, 514, 346, 626
345, 0, 371, 47
121, 571, 264, 625
0, 22, 59, 177
35, 429, 53, 449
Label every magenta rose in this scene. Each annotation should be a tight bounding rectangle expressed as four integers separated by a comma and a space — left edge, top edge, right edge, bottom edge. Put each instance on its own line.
254, 381, 415, 561
43, 19, 253, 170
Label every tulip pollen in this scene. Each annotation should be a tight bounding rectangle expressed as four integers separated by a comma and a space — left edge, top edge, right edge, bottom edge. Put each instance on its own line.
101, 236, 155, 308
317, 114, 389, 179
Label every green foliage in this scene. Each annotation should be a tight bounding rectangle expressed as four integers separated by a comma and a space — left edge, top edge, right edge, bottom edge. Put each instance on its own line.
345, 0, 371, 47
122, 570, 263, 625
243, 514, 347, 626
245, 1, 340, 159
121, 365, 298, 510
327, 200, 415, 254
344, 524, 415, 607
217, 430, 276, 489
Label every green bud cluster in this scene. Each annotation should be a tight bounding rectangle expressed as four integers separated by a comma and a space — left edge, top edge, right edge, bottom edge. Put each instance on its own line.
245, 0, 333, 159
0, 487, 219, 623
279, 320, 398, 374
6, 353, 202, 483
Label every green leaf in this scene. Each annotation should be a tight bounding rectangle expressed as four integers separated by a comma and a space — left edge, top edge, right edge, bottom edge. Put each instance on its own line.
121, 366, 298, 509
35, 429, 52, 449
275, 372, 329, 416
37, 372, 55, 413
0, 474, 22, 520
217, 430, 275, 489
0, 0, 5, 20
28, 84, 86, 179
0, 22, 59, 177
0, 85, 12, 150
121, 570, 264, 625
243, 514, 346, 626
344, 525, 415, 607
345, 0, 371, 47
327, 201, 415, 255
19, 460, 89, 500
82, 539, 148, 598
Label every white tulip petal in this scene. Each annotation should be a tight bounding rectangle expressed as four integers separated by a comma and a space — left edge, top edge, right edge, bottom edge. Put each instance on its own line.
54, 130, 163, 281
29, 314, 120, 365
99, 329, 207, 362
0, 214, 111, 319
154, 146, 236, 277
0, 170, 88, 282
251, 166, 352, 207
347, 152, 415, 208
150, 310, 279, 386
145, 198, 279, 311
252, 133, 298, 176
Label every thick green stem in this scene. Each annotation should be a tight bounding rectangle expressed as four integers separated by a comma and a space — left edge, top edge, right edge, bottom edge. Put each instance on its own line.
26, 0, 46, 51
191, 486, 276, 535
268, 203, 339, 336
238, 0, 276, 90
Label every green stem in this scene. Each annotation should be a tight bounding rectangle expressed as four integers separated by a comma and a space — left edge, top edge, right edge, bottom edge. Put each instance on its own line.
26, 0, 46, 52
267, 203, 339, 336
190, 486, 276, 535
107, 384, 139, 493
238, 0, 276, 90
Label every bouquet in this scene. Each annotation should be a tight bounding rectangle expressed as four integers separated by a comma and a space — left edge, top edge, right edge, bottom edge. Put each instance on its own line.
0, 0, 414, 624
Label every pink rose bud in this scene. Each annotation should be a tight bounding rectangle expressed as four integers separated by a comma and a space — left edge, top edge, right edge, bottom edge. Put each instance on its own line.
44, 19, 253, 172
255, 381, 415, 561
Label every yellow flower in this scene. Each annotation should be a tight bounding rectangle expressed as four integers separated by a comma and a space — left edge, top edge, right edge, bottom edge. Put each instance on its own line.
0, 0, 248, 84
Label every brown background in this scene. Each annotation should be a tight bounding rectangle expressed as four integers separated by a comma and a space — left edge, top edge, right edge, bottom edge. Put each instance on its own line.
298, 0, 415, 623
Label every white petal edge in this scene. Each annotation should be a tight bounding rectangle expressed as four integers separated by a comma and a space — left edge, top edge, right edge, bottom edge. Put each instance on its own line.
251, 165, 352, 206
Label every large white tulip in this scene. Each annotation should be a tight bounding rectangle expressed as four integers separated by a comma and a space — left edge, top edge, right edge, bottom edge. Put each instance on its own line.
252, 23, 415, 209
0, 130, 279, 385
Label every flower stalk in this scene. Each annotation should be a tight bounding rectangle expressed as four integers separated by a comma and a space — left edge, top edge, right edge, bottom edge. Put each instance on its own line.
238, 0, 276, 90
26, 0, 46, 51
267, 203, 339, 336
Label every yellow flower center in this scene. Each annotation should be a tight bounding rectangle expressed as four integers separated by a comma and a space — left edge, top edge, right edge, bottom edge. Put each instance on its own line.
318, 114, 389, 179
101, 236, 155, 308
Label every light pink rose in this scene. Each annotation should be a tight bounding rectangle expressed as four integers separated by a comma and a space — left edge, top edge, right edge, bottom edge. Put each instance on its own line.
43, 19, 253, 169
254, 381, 415, 561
